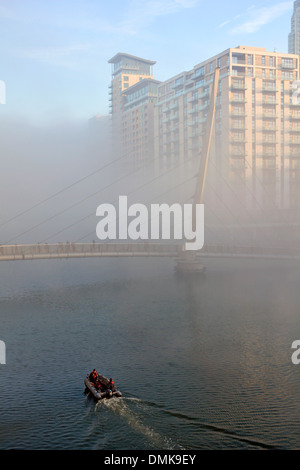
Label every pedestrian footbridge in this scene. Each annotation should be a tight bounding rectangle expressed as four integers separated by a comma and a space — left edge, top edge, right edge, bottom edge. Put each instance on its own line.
0, 242, 299, 262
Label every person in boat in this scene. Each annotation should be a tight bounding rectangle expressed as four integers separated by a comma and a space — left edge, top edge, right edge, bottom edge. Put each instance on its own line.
94, 380, 102, 392
89, 369, 98, 384
108, 378, 116, 392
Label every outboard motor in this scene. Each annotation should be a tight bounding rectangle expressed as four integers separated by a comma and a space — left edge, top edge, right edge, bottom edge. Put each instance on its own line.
106, 389, 113, 398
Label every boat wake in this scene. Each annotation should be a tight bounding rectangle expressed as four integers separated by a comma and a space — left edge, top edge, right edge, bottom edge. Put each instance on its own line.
95, 396, 180, 450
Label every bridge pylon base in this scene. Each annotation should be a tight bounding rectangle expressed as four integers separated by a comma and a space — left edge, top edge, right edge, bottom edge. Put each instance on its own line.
175, 251, 204, 274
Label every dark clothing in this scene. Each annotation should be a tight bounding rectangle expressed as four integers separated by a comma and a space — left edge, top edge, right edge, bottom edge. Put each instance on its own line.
108, 380, 116, 392
94, 381, 101, 391
89, 370, 98, 383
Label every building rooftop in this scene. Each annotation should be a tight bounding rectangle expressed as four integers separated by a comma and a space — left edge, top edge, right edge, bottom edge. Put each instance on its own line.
108, 52, 156, 65
121, 78, 161, 95
235, 45, 267, 52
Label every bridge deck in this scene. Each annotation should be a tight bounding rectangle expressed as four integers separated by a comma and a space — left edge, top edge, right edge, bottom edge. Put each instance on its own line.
0, 242, 183, 261
0, 242, 300, 261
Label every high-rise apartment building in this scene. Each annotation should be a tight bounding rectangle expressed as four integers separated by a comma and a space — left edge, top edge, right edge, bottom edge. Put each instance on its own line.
108, 53, 157, 164
121, 78, 160, 167
108, 46, 300, 210
154, 46, 300, 210
289, 1, 300, 59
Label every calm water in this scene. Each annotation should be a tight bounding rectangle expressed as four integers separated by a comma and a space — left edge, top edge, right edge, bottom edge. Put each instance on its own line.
1, 256, 300, 450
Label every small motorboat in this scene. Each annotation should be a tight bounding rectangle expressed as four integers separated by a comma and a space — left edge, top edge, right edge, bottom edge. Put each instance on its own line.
84, 372, 122, 400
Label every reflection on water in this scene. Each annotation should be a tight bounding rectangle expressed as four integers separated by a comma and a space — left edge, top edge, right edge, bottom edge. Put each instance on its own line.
0, 257, 300, 449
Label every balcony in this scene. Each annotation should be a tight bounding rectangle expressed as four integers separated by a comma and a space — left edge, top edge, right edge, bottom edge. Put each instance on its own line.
262, 87, 277, 93
231, 66, 246, 77
198, 90, 208, 99
259, 154, 276, 159
188, 119, 199, 126
189, 131, 200, 138
262, 114, 276, 119
188, 95, 198, 103
231, 82, 247, 91
262, 99, 278, 106
289, 100, 300, 107
231, 126, 247, 131
261, 140, 277, 145
230, 136, 247, 143
281, 62, 295, 69
232, 57, 246, 66
198, 103, 209, 111
173, 81, 184, 89
230, 153, 247, 159
188, 143, 199, 151
230, 111, 246, 117
230, 97, 247, 104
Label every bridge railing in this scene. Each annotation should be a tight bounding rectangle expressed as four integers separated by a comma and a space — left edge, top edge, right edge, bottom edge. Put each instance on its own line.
1, 242, 300, 261
201, 244, 300, 257
0, 242, 183, 260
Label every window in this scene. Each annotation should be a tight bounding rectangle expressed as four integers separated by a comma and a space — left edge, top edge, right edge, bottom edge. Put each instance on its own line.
232, 79, 244, 89
232, 53, 245, 64
282, 58, 294, 68
232, 131, 245, 142
232, 119, 243, 129
123, 76, 129, 81
263, 80, 275, 91
195, 78, 205, 88
233, 106, 244, 115
233, 92, 243, 101
195, 66, 205, 77
282, 71, 294, 80
175, 76, 184, 87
